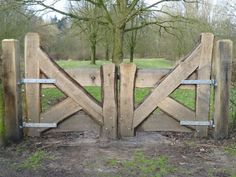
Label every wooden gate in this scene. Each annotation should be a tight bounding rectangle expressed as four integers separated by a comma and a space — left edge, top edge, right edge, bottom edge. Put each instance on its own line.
1, 33, 233, 144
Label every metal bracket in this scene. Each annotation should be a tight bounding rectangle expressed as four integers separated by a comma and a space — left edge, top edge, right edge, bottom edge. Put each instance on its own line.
20, 79, 56, 84
21, 122, 57, 128
180, 120, 215, 127
181, 80, 217, 86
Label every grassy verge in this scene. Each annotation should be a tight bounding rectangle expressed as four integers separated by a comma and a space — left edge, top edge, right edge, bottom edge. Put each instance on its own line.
106, 151, 174, 177
15, 150, 53, 170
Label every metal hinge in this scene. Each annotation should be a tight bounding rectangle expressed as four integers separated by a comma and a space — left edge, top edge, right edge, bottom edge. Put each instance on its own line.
20, 122, 57, 128
19, 79, 56, 84
181, 80, 217, 86
180, 120, 215, 127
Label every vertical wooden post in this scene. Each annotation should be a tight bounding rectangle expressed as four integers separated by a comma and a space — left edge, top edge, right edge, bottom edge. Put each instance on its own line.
101, 64, 118, 139
2, 39, 23, 143
214, 40, 233, 139
119, 63, 136, 137
196, 33, 214, 137
25, 33, 41, 136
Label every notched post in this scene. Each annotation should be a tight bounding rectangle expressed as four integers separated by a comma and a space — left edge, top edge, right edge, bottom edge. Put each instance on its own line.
101, 64, 118, 139
119, 63, 136, 137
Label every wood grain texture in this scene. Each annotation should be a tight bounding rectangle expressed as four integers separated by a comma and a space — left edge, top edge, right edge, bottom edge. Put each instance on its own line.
133, 43, 201, 128
158, 97, 195, 122
39, 98, 82, 133
119, 63, 136, 137
214, 40, 233, 139
38, 49, 103, 125
47, 111, 100, 133
2, 39, 23, 142
196, 33, 214, 137
25, 33, 41, 136
101, 64, 118, 139
137, 111, 192, 132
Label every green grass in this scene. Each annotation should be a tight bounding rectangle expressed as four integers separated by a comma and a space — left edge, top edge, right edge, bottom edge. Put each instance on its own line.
57, 58, 172, 69
15, 150, 53, 170
107, 151, 174, 177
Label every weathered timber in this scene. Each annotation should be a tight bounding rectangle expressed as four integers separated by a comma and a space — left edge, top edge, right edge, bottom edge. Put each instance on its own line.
101, 64, 118, 139
137, 111, 192, 132
39, 98, 82, 133
133, 43, 201, 128
38, 49, 103, 125
214, 40, 233, 139
119, 63, 136, 137
2, 39, 23, 142
25, 33, 41, 136
196, 33, 214, 137
158, 97, 195, 122
47, 111, 100, 133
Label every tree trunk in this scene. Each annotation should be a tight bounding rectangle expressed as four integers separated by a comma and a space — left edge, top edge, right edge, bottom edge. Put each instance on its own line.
90, 44, 96, 65
112, 26, 125, 65
130, 46, 134, 63
105, 45, 109, 61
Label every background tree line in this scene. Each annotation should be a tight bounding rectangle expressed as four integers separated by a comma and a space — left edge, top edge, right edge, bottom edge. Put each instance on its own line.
0, 0, 235, 64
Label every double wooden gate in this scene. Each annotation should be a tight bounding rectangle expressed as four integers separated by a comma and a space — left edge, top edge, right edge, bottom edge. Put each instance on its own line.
1, 33, 232, 143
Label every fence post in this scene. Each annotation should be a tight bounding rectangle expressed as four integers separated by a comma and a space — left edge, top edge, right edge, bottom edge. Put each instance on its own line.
1, 39, 23, 143
214, 40, 233, 139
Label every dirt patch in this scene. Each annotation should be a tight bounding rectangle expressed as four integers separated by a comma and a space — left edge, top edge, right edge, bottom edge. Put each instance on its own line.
0, 131, 236, 177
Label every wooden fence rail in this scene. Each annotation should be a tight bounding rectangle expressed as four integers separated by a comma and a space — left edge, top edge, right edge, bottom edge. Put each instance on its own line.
0, 33, 233, 145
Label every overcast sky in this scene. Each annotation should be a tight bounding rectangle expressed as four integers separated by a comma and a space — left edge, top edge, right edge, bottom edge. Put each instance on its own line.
41, 0, 217, 19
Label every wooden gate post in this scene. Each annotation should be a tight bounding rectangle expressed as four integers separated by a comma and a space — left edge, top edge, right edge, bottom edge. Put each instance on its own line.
101, 64, 118, 139
214, 40, 233, 139
196, 33, 214, 137
25, 33, 41, 136
1, 39, 23, 143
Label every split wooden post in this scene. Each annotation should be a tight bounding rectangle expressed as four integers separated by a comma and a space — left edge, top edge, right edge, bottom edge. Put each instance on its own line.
2, 39, 23, 143
214, 40, 233, 139
25, 33, 41, 136
196, 33, 214, 137
119, 63, 136, 137
101, 64, 118, 139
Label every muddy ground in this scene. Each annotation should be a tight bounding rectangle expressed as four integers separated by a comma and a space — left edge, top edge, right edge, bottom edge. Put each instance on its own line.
0, 131, 236, 177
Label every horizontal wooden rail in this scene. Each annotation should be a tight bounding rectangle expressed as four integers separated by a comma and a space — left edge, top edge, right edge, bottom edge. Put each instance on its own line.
42, 68, 197, 89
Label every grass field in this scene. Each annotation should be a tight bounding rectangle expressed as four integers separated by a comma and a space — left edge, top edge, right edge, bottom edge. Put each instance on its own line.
57, 58, 173, 69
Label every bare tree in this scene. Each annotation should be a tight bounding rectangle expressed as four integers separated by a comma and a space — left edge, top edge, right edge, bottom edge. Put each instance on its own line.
19, 0, 198, 64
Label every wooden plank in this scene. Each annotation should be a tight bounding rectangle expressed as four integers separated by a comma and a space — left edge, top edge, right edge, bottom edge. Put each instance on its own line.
47, 111, 100, 133
158, 97, 195, 122
137, 111, 192, 132
2, 39, 23, 142
119, 63, 136, 137
196, 33, 214, 137
67, 68, 101, 86
133, 43, 201, 128
25, 33, 41, 137
39, 98, 82, 133
101, 64, 118, 139
214, 40, 233, 139
135, 69, 169, 88
38, 49, 103, 125
42, 68, 196, 89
